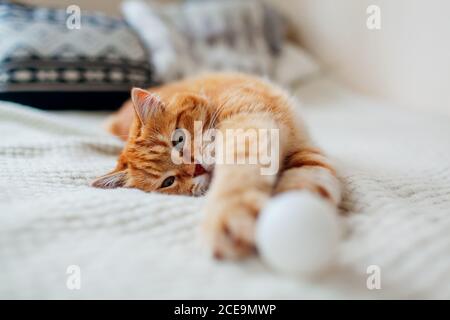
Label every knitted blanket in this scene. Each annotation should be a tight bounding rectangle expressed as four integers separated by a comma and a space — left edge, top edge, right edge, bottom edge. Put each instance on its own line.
1, 77, 450, 299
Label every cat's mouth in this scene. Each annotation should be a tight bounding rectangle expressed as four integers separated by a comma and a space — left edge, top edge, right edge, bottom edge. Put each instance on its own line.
194, 164, 207, 177
194, 163, 214, 178
192, 164, 213, 196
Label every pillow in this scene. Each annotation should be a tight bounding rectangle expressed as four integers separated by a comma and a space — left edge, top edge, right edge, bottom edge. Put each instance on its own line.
122, 0, 285, 82
122, 0, 320, 88
0, 2, 156, 110
272, 42, 321, 88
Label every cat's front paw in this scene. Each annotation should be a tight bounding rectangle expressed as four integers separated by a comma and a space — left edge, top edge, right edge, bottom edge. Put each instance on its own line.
202, 191, 267, 259
203, 205, 257, 259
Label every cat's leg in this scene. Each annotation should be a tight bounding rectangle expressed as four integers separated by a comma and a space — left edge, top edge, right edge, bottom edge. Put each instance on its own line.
202, 113, 286, 259
274, 145, 342, 205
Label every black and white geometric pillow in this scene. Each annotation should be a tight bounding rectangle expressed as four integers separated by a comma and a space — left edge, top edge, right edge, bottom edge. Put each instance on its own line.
0, 1, 156, 110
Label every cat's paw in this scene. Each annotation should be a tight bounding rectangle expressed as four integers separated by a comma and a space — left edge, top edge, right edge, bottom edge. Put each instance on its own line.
202, 191, 267, 259
202, 206, 257, 259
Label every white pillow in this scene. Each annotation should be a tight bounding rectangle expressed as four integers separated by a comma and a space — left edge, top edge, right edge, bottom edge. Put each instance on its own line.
273, 42, 321, 87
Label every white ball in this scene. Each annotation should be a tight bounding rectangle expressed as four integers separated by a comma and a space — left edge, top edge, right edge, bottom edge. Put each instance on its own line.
256, 191, 341, 276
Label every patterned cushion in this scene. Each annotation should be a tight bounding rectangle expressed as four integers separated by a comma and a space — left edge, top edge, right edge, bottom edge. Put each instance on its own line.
0, 2, 156, 110
122, 0, 285, 82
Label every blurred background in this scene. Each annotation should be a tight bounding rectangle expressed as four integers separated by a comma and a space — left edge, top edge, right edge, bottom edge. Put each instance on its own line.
16, 0, 450, 115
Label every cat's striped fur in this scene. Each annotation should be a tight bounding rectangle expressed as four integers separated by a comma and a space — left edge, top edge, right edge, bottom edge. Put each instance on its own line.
92, 73, 341, 259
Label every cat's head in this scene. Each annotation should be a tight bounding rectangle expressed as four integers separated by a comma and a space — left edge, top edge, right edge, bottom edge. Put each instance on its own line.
91, 88, 214, 196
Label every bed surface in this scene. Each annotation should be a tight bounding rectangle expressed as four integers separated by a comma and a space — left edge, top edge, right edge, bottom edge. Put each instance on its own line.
1, 76, 450, 299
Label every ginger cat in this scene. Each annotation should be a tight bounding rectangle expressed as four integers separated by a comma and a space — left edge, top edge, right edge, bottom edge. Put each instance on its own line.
92, 72, 341, 259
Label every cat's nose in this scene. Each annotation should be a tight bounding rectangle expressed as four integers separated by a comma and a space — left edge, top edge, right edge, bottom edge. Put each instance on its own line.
193, 164, 207, 177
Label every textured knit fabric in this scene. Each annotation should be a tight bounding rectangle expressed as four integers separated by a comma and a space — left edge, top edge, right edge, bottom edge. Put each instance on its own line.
1, 76, 450, 299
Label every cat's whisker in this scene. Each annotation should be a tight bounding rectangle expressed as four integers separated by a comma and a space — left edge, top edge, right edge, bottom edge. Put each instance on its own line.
112, 134, 129, 139
206, 103, 225, 132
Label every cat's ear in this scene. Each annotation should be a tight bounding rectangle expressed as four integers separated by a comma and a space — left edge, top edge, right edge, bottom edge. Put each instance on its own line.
90, 170, 127, 189
131, 88, 164, 125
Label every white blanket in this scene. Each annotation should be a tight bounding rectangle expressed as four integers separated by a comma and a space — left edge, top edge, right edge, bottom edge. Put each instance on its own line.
1, 76, 450, 299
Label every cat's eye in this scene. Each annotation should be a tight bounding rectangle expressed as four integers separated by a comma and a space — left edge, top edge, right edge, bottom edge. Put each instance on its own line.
171, 128, 186, 150
160, 176, 175, 188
